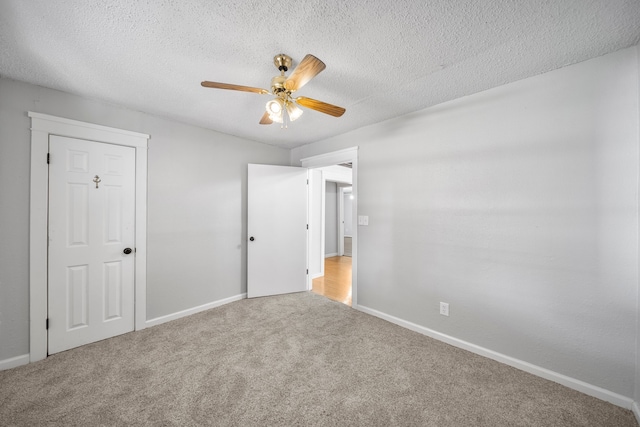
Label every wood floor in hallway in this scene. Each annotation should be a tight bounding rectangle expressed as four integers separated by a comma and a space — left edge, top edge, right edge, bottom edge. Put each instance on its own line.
312, 256, 352, 307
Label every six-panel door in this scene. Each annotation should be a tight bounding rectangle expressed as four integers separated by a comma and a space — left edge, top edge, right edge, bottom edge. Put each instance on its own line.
48, 135, 135, 354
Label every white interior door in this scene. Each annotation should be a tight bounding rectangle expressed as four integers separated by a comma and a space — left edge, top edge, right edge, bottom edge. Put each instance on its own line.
247, 164, 308, 298
48, 135, 135, 354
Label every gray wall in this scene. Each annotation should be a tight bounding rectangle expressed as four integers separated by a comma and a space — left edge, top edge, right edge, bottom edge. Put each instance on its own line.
292, 47, 639, 398
636, 44, 640, 408
0, 78, 289, 360
325, 181, 338, 255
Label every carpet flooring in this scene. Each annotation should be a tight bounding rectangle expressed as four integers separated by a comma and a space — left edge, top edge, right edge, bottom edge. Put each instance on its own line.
0, 292, 636, 426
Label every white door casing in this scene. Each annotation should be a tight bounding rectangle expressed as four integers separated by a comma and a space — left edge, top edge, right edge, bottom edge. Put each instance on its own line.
48, 136, 135, 354
338, 186, 345, 257
247, 164, 309, 298
29, 112, 149, 362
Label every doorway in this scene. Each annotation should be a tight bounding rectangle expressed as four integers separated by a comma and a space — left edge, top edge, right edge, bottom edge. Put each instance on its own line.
311, 179, 352, 305
301, 147, 358, 308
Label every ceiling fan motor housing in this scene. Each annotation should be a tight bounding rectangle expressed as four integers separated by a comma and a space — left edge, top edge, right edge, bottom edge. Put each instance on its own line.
271, 75, 288, 94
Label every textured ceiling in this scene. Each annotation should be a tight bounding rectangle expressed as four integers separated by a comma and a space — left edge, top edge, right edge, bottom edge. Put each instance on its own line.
1, 1, 639, 149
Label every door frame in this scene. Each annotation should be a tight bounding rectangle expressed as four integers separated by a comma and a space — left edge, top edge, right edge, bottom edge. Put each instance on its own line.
338, 187, 344, 256
28, 112, 149, 362
338, 186, 352, 256
301, 147, 358, 307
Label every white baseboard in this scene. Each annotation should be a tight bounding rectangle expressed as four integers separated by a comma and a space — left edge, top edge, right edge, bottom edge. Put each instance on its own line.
356, 304, 634, 410
311, 272, 323, 279
325, 252, 338, 258
146, 293, 246, 328
633, 401, 640, 425
0, 354, 30, 371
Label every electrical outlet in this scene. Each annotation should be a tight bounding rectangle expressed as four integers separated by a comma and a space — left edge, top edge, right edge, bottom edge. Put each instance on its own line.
440, 302, 449, 316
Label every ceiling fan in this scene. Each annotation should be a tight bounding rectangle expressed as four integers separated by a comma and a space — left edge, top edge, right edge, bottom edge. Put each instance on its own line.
201, 54, 346, 126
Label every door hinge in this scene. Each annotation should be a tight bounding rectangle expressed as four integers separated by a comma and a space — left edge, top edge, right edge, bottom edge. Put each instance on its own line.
47, 153, 50, 164
306, 269, 309, 275
46, 318, 49, 330
306, 224, 309, 229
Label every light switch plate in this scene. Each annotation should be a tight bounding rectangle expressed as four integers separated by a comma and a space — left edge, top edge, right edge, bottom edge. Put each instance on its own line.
358, 215, 369, 226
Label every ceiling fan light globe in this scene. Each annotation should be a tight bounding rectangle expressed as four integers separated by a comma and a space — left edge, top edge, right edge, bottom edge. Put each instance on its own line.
268, 111, 284, 123
286, 102, 304, 121
266, 99, 283, 115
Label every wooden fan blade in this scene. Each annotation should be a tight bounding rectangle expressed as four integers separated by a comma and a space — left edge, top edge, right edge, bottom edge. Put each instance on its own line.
296, 96, 346, 117
259, 111, 273, 125
284, 54, 326, 91
201, 81, 269, 95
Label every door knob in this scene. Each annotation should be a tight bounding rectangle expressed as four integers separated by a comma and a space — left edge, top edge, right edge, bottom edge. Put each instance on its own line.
123, 248, 133, 254
249, 237, 255, 241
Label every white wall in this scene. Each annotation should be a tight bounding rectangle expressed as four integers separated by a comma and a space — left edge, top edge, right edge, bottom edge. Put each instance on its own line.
292, 47, 640, 399
325, 181, 338, 256
0, 78, 289, 361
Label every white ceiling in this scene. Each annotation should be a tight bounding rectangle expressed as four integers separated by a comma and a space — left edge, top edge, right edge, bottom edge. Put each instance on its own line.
1, 1, 639, 149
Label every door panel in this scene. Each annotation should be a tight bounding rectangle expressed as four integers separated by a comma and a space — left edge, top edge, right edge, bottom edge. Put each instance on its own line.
67, 265, 89, 329
48, 135, 135, 354
105, 186, 123, 243
247, 164, 308, 298
67, 183, 89, 246
104, 261, 123, 320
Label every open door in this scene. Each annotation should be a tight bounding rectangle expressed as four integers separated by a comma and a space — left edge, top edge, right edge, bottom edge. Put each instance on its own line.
247, 164, 308, 298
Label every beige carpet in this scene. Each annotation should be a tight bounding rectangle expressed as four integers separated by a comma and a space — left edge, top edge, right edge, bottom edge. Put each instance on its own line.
0, 292, 636, 426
